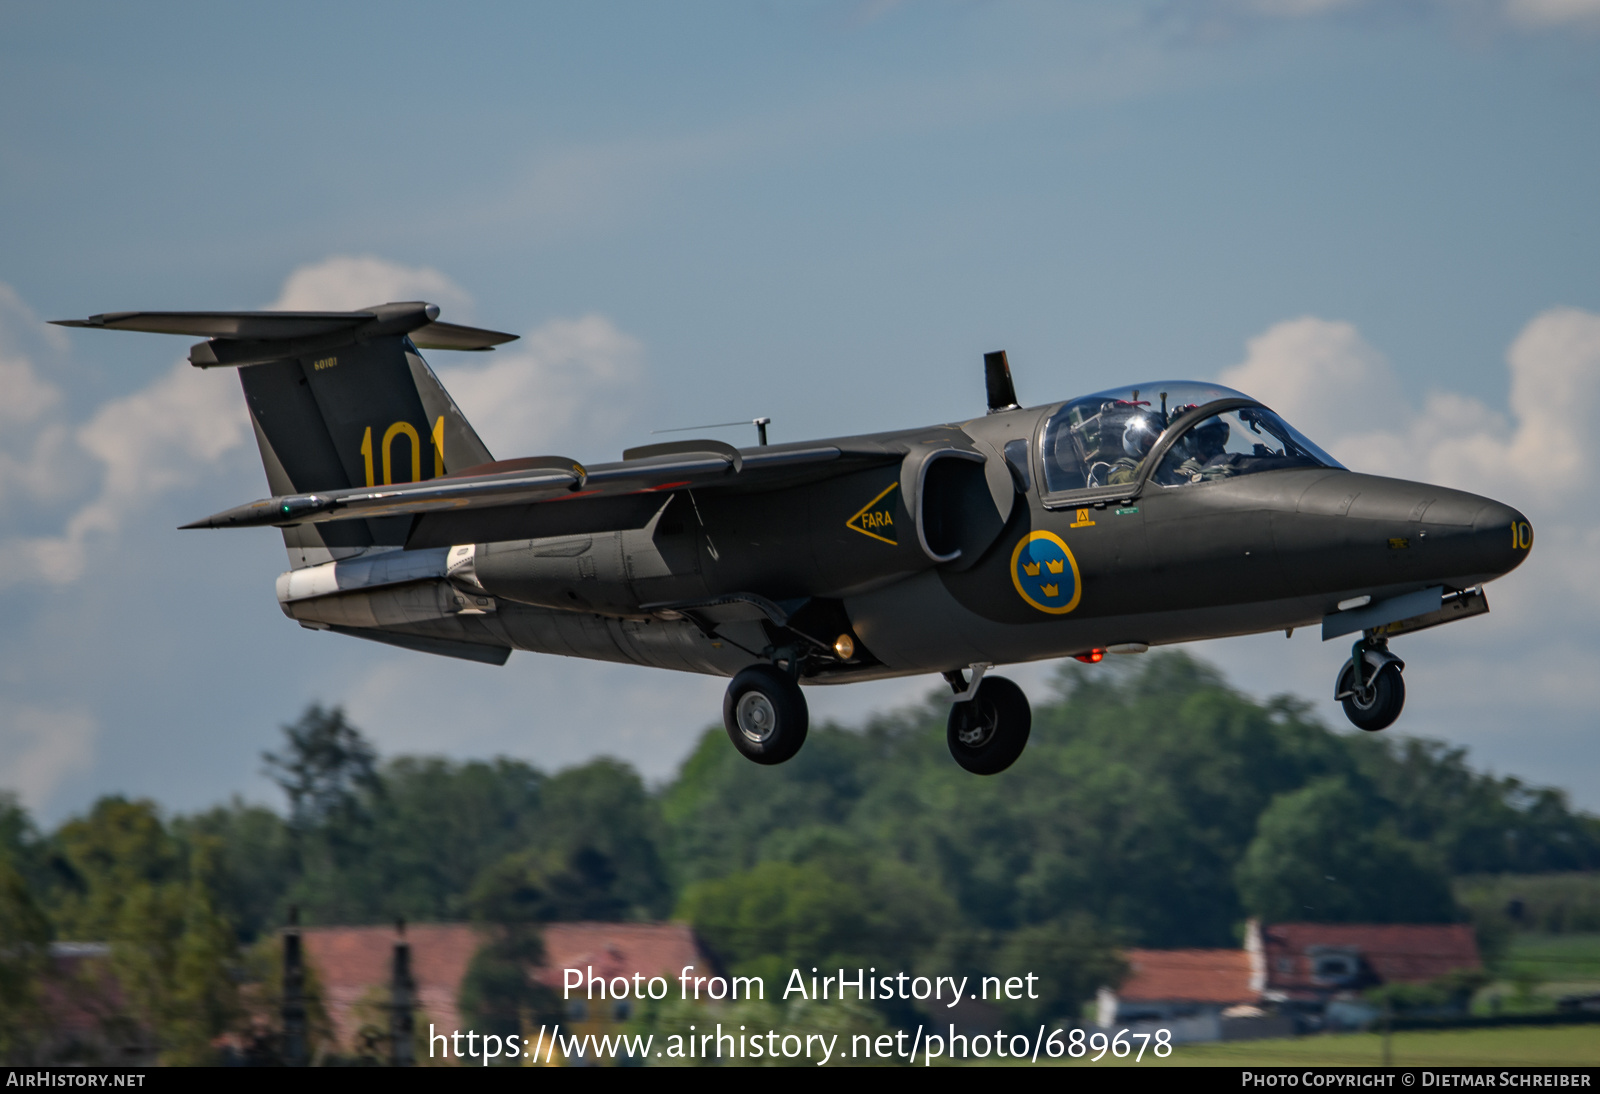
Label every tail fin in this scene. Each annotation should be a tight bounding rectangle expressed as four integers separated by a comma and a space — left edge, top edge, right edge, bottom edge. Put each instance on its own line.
243, 335, 498, 564
53, 302, 513, 566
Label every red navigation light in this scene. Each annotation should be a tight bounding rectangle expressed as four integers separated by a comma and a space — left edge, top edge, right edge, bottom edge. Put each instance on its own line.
1073, 649, 1105, 664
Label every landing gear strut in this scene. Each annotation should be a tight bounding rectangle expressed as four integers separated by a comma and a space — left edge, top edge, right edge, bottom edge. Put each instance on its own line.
945, 671, 1031, 775
1336, 634, 1406, 732
723, 663, 809, 764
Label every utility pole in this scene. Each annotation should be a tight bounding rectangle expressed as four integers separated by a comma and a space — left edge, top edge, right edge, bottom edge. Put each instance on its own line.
390, 918, 416, 1067
282, 906, 308, 1067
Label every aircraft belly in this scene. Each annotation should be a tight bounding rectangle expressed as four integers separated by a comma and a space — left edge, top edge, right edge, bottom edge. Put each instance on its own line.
288, 575, 752, 676
494, 605, 753, 676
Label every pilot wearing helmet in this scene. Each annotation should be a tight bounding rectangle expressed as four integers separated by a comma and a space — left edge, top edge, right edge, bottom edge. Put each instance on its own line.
1106, 410, 1165, 485
1171, 414, 1232, 482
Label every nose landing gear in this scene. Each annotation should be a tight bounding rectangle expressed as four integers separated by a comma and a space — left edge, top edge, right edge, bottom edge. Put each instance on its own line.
944, 669, 1032, 774
1336, 635, 1406, 732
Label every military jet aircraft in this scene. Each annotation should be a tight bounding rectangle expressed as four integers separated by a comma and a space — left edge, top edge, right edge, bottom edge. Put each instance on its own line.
56, 302, 1533, 774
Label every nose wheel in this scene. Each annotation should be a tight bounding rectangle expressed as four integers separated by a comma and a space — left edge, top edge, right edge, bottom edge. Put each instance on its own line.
1336, 637, 1406, 732
723, 664, 809, 764
947, 675, 1031, 775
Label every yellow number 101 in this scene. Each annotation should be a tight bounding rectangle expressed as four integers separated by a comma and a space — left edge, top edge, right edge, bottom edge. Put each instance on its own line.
361, 417, 446, 486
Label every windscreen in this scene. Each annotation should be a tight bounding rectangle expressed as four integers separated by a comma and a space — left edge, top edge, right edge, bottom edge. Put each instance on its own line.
1038, 382, 1341, 493
1152, 405, 1342, 486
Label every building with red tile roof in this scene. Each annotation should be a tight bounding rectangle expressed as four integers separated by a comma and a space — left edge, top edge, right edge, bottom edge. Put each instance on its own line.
534, 921, 715, 995
1095, 948, 1266, 1043
1250, 921, 1481, 1002
1117, 948, 1257, 1006
1096, 921, 1483, 1041
298, 921, 714, 1052
301, 923, 480, 1050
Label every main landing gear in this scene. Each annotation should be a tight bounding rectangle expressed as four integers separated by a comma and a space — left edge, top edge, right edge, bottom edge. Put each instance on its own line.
944, 667, 1032, 775
723, 664, 809, 765
1335, 634, 1406, 732
720, 660, 1034, 775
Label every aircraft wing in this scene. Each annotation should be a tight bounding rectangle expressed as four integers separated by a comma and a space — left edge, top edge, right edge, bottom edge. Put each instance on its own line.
182, 440, 904, 548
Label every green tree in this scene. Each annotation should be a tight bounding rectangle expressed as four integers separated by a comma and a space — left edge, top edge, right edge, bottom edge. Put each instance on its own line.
160, 841, 241, 1065
0, 850, 51, 1063
677, 853, 952, 989
264, 706, 382, 924
1235, 776, 1458, 923
262, 704, 380, 829
174, 799, 293, 943
994, 916, 1127, 1024
49, 796, 182, 941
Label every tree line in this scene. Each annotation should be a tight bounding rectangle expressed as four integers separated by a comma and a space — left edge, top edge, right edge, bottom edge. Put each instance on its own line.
2, 652, 1597, 1062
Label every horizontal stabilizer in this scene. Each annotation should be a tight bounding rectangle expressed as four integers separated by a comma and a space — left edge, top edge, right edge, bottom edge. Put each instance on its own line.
53, 302, 518, 367
409, 321, 518, 352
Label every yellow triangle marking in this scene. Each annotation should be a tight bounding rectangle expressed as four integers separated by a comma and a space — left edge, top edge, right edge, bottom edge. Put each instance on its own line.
846, 482, 900, 546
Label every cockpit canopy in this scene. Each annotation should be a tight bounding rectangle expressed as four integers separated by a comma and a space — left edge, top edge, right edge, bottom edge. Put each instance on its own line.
1038, 381, 1342, 495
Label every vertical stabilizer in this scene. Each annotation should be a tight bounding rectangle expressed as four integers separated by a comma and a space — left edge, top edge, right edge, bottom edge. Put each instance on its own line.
240, 336, 495, 567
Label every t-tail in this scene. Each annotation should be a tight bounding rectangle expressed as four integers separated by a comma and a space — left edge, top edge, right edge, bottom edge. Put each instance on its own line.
53, 301, 515, 567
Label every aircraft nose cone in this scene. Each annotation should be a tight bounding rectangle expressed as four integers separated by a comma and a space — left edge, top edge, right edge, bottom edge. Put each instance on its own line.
1473, 499, 1534, 576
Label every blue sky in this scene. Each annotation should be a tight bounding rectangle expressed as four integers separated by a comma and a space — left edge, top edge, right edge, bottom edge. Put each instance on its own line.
3, 0, 1599, 823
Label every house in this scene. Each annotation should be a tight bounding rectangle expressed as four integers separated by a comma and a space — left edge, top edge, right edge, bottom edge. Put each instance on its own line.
298, 921, 714, 1053
531, 921, 715, 1021
1096, 921, 1483, 1041
300, 922, 480, 1051
1094, 947, 1287, 1043
28, 942, 156, 1065
1249, 920, 1482, 1029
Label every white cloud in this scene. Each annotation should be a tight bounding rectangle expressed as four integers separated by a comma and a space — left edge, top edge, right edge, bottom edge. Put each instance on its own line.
438, 315, 646, 462
267, 254, 648, 459
0, 259, 647, 587
1223, 308, 1600, 506
1218, 315, 1409, 444
0, 706, 98, 813
0, 284, 82, 506
1205, 309, 1600, 802
0, 360, 249, 587
271, 254, 474, 318
0, 352, 60, 427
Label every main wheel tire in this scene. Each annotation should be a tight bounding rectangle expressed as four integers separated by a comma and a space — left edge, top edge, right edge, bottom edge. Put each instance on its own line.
1339, 661, 1405, 732
723, 664, 809, 765
946, 675, 1032, 775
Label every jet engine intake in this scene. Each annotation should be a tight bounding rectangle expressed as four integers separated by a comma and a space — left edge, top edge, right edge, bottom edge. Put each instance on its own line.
902, 447, 1006, 570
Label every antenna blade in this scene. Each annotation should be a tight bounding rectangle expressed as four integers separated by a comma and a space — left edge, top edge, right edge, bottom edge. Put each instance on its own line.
984, 350, 1020, 413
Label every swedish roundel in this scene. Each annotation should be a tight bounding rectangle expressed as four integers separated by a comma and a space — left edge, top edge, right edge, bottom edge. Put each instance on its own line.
1010, 531, 1082, 615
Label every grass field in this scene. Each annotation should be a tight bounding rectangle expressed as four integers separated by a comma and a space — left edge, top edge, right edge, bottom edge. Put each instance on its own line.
1054, 1025, 1600, 1067
1502, 933, 1600, 982
1477, 933, 1600, 1015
